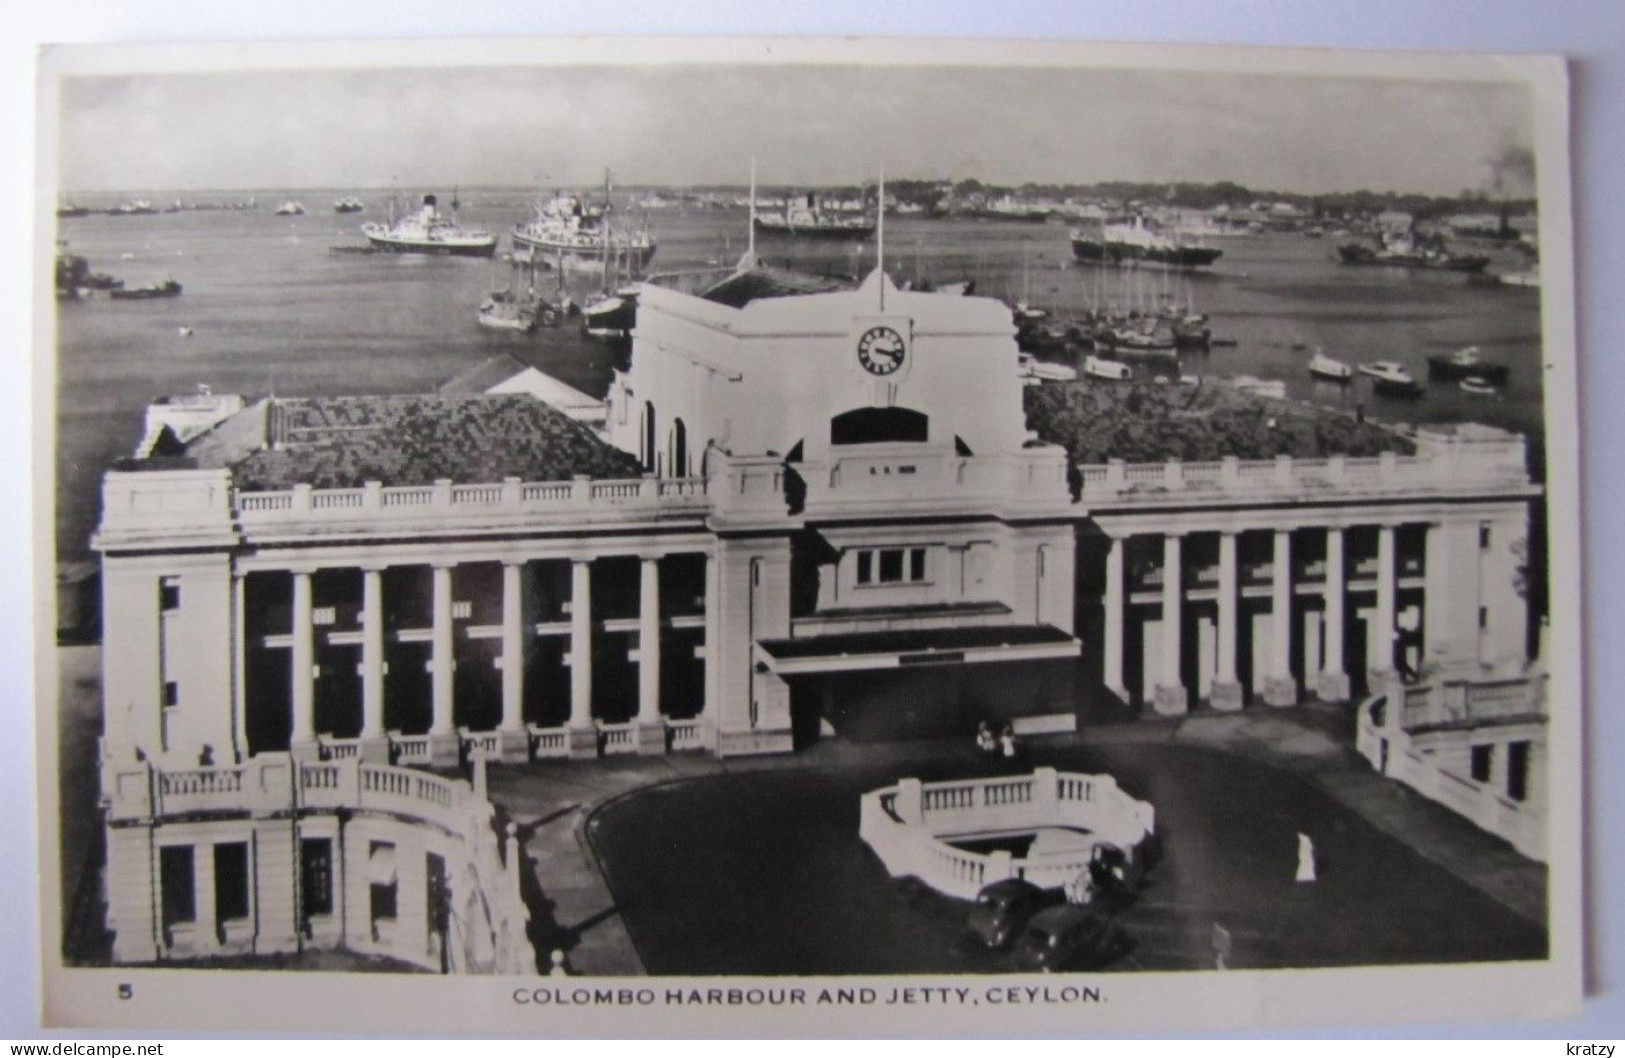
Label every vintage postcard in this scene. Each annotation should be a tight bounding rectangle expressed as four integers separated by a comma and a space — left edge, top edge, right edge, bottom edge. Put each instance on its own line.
34, 36, 1581, 1035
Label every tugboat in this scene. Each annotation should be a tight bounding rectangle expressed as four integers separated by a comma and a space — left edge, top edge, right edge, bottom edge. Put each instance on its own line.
1069, 216, 1222, 269
109, 277, 183, 300
1425, 345, 1511, 383
511, 172, 657, 274
274, 201, 306, 216
55, 245, 123, 299
362, 193, 497, 257
754, 191, 876, 241
1307, 350, 1354, 382
1358, 360, 1423, 396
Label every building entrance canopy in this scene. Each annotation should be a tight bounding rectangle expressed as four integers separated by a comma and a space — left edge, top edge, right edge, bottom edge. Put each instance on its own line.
756, 624, 1080, 675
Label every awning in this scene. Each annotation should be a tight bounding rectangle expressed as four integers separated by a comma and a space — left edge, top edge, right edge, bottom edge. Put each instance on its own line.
756, 624, 1080, 675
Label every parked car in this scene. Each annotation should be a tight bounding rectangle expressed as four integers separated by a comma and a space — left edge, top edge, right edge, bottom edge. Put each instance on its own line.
1011, 905, 1129, 972
1088, 842, 1144, 900
966, 878, 1056, 950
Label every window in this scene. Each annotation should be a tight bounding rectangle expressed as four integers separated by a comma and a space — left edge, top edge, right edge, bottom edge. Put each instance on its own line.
878, 549, 904, 582
160, 581, 181, 612
1507, 741, 1531, 802
856, 547, 930, 586
213, 842, 250, 923
163, 681, 179, 708
426, 853, 449, 938
301, 838, 333, 918
368, 841, 397, 922
1479, 606, 1489, 630
160, 845, 195, 928
1470, 744, 1493, 783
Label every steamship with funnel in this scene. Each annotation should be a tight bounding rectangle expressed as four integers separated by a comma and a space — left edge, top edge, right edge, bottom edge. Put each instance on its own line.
361, 193, 497, 257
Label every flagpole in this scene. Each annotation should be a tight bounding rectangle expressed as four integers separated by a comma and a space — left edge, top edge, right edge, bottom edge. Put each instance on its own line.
877, 165, 886, 311
748, 156, 757, 263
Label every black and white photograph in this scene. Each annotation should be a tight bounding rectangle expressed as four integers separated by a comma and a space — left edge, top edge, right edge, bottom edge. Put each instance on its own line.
32, 35, 1584, 1035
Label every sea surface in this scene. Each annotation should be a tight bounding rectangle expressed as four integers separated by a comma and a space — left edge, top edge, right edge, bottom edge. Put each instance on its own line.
52, 189, 1546, 564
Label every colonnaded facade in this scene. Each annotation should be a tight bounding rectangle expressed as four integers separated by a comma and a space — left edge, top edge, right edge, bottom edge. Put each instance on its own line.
88, 267, 1548, 965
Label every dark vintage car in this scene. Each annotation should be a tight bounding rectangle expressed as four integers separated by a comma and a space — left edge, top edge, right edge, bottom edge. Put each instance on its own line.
966, 878, 1057, 950
1011, 905, 1129, 973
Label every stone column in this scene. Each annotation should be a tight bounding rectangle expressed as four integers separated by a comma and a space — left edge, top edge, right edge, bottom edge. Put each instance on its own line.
701, 552, 720, 742
566, 559, 597, 758
1317, 528, 1351, 700
1153, 533, 1187, 715
1102, 535, 1127, 701
1264, 529, 1297, 706
498, 561, 530, 763
359, 566, 389, 763
636, 557, 667, 755
1211, 530, 1243, 710
427, 563, 460, 767
289, 569, 317, 758
1422, 521, 1448, 673
1373, 524, 1398, 680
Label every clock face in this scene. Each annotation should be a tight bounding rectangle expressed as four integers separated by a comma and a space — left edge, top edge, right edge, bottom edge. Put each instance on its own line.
856, 325, 906, 376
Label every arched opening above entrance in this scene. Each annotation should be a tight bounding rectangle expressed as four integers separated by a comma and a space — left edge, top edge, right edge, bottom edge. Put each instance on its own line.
830, 406, 929, 446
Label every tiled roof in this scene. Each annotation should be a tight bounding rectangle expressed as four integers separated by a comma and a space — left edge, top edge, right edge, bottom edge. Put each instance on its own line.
1024, 382, 1417, 464
438, 353, 531, 395
186, 394, 641, 490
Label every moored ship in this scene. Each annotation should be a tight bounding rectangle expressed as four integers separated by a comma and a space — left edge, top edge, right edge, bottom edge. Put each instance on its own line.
510, 178, 658, 274
1336, 232, 1490, 273
1069, 216, 1222, 269
754, 192, 876, 240
362, 193, 497, 257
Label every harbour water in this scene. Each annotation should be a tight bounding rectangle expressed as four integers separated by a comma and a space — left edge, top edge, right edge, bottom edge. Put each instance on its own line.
52, 189, 1544, 563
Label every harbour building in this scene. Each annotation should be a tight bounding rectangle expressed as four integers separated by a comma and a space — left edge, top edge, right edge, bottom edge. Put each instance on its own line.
89, 266, 1548, 967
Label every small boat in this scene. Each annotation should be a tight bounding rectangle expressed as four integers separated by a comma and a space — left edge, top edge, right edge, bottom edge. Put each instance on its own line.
1358, 360, 1423, 395
1308, 351, 1354, 382
1425, 345, 1510, 383
1018, 353, 1078, 383
1083, 355, 1133, 381
1459, 377, 1500, 396
1100, 324, 1177, 355
581, 291, 637, 339
1230, 375, 1287, 400
333, 197, 365, 214
109, 278, 182, 300
274, 201, 306, 216
476, 290, 538, 333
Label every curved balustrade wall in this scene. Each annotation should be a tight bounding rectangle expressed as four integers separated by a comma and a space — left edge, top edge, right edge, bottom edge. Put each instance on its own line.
100, 754, 533, 972
858, 767, 1155, 900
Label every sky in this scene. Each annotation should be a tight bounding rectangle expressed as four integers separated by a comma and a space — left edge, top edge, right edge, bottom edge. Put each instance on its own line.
56, 62, 1536, 197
